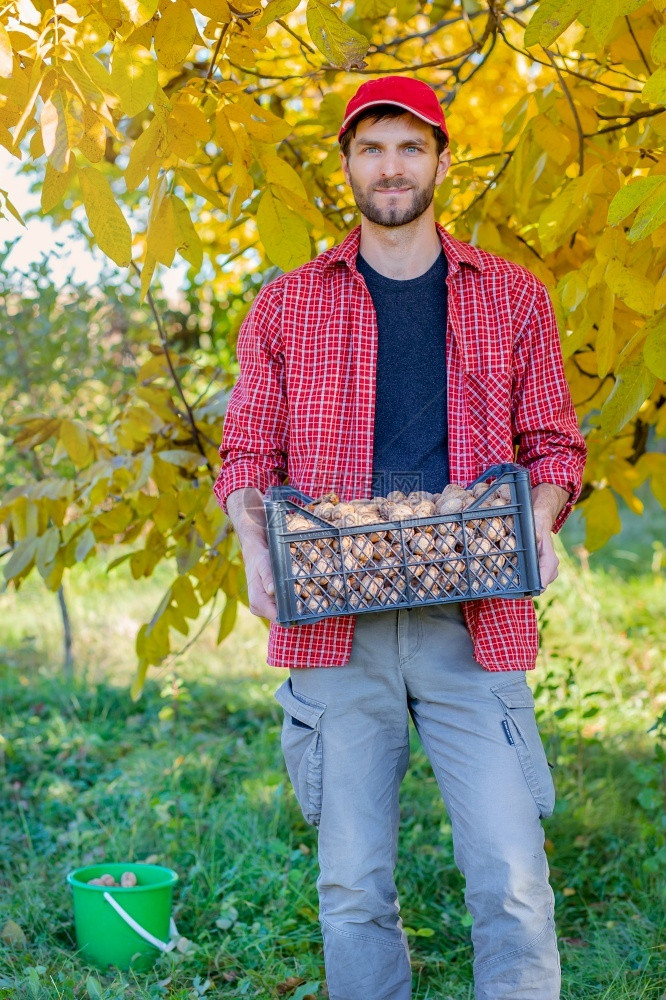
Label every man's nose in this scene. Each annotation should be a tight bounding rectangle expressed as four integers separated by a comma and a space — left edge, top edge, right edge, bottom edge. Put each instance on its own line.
379, 151, 404, 176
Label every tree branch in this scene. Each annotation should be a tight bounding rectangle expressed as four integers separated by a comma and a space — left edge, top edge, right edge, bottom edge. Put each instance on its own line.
544, 48, 585, 177
132, 262, 215, 477
586, 107, 665, 136
625, 15, 651, 75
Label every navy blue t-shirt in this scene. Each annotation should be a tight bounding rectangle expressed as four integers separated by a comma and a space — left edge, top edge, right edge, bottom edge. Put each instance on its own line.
356, 251, 450, 497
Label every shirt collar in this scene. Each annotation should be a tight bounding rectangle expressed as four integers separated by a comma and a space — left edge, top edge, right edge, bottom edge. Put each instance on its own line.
323, 224, 484, 275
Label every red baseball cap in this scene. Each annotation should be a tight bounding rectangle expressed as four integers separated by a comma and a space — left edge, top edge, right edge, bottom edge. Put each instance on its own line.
338, 76, 448, 142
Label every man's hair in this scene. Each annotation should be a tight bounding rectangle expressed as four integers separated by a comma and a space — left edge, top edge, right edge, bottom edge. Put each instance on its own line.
339, 104, 449, 158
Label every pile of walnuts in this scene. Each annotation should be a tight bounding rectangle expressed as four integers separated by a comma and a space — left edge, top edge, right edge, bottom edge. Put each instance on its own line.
87, 872, 138, 888
285, 481, 520, 616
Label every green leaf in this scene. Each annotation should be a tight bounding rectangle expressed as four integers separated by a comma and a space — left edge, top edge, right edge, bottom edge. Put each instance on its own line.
643, 312, 666, 380
600, 357, 656, 437
524, 0, 585, 49
607, 176, 665, 226
110, 44, 158, 118
256, 189, 311, 272
581, 489, 621, 551
80, 167, 132, 267
306, 0, 369, 69
40, 89, 84, 173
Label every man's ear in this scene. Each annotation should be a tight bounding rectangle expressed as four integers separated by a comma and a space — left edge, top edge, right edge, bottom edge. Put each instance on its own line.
340, 151, 350, 185
436, 147, 451, 185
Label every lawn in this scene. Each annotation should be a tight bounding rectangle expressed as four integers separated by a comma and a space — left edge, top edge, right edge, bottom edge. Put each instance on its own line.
0, 535, 665, 999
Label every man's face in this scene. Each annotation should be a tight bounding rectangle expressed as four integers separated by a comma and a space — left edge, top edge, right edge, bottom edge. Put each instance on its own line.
340, 114, 450, 228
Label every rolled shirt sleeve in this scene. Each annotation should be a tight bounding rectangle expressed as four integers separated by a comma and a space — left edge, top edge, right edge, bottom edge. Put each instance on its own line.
511, 283, 587, 533
214, 284, 288, 513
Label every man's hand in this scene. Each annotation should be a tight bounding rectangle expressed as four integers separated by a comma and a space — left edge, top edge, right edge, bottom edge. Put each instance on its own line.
533, 513, 559, 588
226, 487, 278, 622
244, 542, 278, 622
531, 483, 570, 590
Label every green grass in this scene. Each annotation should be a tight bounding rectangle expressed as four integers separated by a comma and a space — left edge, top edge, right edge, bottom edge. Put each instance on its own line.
0, 547, 665, 999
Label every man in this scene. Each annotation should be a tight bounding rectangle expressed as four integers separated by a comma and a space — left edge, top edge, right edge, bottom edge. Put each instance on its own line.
214, 76, 586, 1000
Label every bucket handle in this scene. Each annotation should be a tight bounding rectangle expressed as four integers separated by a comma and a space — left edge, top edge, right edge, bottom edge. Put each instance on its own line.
103, 891, 176, 953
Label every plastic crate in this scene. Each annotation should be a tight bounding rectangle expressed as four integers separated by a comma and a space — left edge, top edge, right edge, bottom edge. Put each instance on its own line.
264, 463, 542, 627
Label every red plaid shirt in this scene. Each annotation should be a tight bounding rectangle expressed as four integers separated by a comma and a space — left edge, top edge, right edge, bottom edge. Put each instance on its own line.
215, 225, 586, 670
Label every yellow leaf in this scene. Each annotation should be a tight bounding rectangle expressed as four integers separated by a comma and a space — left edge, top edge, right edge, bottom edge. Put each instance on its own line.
217, 596, 237, 642
636, 453, 666, 507
176, 163, 226, 209
111, 44, 158, 117
257, 0, 300, 25
605, 259, 654, 316
581, 489, 621, 551
642, 67, 666, 105
125, 117, 166, 191
77, 105, 107, 164
74, 527, 96, 562
0, 24, 13, 78
36, 527, 60, 578
172, 194, 203, 270
1, 188, 25, 226
41, 158, 75, 213
119, 0, 160, 26
155, 0, 197, 68
256, 188, 311, 272
356, 0, 393, 18
172, 574, 200, 618
305, 0, 369, 69
607, 175, 664, 226
80, 166, 133, 267
226, 96, 292, 143
524, 0, 584, 49
643, 312, 666, 380
531, 116, 569, 165
140, 251, 157, 302
600, 357, 656, 437
60, 419, 92, 467
189, 0, 231, 18
3, 538, 37, 582
1, 920, 26, 949
595, 286, 615, 379
40, 89, 84, 172
589, 0, 619, 47
629, 181, 666, 243
147, 186, 177, 267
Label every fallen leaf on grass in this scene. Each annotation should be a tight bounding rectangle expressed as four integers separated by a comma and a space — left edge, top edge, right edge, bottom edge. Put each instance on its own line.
1, 920, 26, 948
277, 977, 306, 995
561, 937, 589, 948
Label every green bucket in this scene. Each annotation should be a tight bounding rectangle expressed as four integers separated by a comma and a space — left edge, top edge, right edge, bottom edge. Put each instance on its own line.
66, 863, 178, 971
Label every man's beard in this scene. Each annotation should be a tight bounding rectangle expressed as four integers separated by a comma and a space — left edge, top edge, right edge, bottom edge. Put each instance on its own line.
349, 172, 437, 228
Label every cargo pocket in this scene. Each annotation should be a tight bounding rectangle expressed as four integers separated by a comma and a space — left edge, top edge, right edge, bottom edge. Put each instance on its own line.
275, 678, 326, 827
491, 677, 555, 819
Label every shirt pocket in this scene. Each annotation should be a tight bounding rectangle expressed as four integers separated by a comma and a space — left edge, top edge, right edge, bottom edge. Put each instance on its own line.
490, 676, 555, 819
275, 678, 326, 827
462, 368, 514, 468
